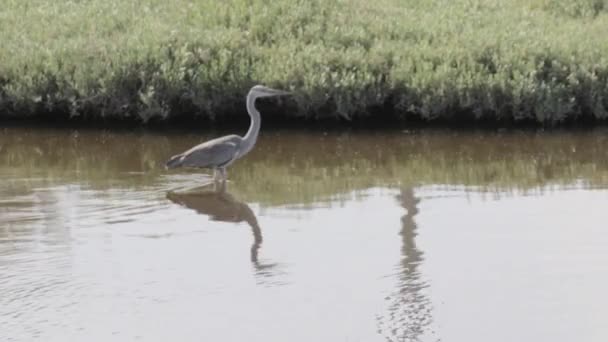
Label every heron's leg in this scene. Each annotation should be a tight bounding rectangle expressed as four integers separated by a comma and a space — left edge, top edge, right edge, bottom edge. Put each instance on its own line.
219, 167, 227, 182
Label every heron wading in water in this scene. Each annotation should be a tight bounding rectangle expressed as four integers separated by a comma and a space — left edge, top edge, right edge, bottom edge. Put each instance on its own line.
165, 85, 290, 183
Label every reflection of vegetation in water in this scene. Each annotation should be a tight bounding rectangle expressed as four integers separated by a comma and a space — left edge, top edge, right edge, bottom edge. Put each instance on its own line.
377, 188, 435, 342
2, 128, 608, 205
1, 1, 608, 123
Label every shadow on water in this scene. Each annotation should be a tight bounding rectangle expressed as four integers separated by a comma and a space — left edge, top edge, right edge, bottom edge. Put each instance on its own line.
377, 188, 434, 342
165, 183, 281, 280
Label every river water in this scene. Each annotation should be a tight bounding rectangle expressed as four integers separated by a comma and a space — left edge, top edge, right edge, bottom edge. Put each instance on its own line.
1, 126, 608, 342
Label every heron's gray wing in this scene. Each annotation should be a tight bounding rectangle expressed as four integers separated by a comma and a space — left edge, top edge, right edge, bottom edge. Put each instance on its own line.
180, 139, 239, 168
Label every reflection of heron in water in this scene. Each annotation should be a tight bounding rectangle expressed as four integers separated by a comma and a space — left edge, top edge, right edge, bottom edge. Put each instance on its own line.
166, 183, 277, 276
165, 85, 290, 183
377, 188, 436, 342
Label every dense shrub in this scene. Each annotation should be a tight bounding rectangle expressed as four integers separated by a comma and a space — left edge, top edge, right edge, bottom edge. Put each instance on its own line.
1, 0, 607, 124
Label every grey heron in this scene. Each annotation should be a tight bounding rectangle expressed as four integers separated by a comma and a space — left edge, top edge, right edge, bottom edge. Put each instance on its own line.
165, 85, 290, 182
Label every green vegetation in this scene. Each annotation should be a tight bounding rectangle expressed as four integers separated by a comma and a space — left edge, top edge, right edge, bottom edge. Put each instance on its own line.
1, 0, 608, 124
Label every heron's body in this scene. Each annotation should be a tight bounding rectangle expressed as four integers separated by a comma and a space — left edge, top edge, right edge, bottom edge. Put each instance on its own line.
165, 85, 289, 182
166, 134, 241, 169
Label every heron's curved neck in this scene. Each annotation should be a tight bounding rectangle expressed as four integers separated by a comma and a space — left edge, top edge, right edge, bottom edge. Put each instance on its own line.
242, 92, 260, 155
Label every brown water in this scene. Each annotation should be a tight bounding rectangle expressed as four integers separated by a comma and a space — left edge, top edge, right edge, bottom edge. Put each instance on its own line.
1, 126, 608, 342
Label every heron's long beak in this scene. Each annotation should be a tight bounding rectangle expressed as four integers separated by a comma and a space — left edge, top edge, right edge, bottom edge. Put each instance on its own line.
264, 88, 291, 97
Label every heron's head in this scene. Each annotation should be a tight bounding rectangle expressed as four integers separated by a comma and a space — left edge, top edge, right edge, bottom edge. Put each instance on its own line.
249, 85, 290, 98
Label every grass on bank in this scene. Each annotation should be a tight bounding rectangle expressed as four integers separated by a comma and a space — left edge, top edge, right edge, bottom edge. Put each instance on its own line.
1, 0, 608, 124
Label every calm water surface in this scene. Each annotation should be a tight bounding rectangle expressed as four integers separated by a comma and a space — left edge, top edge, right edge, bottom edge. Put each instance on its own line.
1, 127, 608, 342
